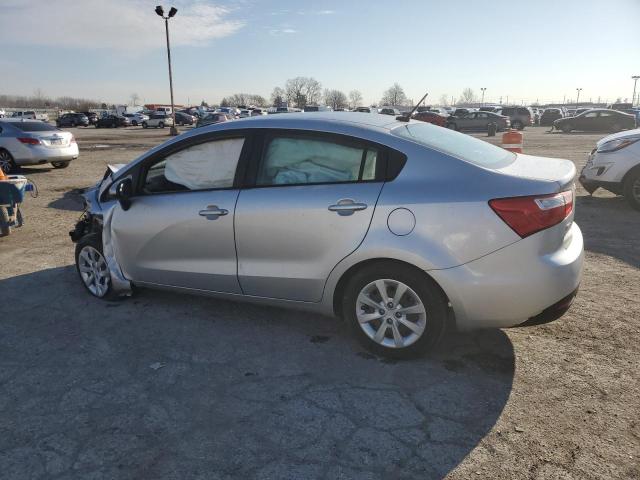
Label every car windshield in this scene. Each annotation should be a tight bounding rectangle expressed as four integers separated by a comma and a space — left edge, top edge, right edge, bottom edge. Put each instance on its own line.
392, 122, 515, 168
12, 122, 58, 132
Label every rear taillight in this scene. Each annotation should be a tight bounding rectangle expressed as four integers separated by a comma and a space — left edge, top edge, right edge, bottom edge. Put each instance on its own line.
17, 137, 41, 145
489, 190, 574, 238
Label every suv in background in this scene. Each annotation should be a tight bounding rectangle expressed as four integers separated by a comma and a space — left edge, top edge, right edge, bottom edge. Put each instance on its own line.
143, 113, 174, 129
56, 113, 89, 128
540, 108, 564, 126
496, 106, 532, 130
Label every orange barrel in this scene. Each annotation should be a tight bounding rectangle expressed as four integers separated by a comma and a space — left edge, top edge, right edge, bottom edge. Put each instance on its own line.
0, 168, 7, 181
502, 129, 523, 153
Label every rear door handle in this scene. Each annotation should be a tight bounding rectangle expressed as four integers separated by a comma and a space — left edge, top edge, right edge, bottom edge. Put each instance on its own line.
328, 199, 368, 216
198, 205, 228, 219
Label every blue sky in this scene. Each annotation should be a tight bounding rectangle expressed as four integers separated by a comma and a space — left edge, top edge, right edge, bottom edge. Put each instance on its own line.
1, 0, 639, 106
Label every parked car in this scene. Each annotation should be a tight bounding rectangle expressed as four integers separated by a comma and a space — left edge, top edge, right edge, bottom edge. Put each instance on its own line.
81, 112, 99, 125
56, 113, 89, 128
540, 108, 564, 126
495, 106, 532, 130
195, 113, 229, 128
174, 112, 195, 126
304, 105, 333, 112
123, 113, 149, 127
142, 113, 174, 129
452, 108, 472, 117
353, 107, 374, 113
0, 109, 5, 118
379, 107, 401, 116
251, 108, 267, 116
412, 111, 447, 127
446, 111, 510, 131
239, 110, 252, 118
11, 111, 49, 122
553, 109, 636, 133
579, 128, 640, 210
96, 115, 130, 128
69, 112, 583, 358
0, 119, 78, 172
575, 108, 590, 116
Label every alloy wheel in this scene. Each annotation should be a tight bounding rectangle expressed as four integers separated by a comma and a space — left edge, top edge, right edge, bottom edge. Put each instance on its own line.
632, 178, 640, 203
78, 246, 110, 297
0, 151, 14, 173
356, 279, 427, 348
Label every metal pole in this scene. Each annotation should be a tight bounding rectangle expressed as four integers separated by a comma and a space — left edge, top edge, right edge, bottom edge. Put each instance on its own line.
632, 76, 639, 107
480, 88, 486, 106
164, 17, 178, 136
576, 88, 582, 109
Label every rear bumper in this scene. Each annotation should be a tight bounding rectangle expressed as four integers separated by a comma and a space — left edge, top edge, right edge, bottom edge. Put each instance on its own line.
14, 145, 79, 166
517, 287, 578, 327
429, 222, 584, 331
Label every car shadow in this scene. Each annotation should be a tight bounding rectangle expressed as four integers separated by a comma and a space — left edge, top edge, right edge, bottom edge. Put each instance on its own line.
10, 165, 54, 175
47, 188, 85, 211
1, 266, 514, 479
575, 195, 639, 267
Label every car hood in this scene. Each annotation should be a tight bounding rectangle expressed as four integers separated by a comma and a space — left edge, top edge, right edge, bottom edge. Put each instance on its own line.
596, 128, 640, 148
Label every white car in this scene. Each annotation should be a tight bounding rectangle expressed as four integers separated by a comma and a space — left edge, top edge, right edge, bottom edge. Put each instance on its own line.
10, 111, 49, 122
579, 128, 640, 210
123, 113, 149, 127
142, 114, 174, 129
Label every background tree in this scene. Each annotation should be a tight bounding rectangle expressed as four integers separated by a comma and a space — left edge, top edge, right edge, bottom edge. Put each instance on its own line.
438, 94, 449, 106
349, 90, 363, 109
458, 88, 476, 105
324, 89, 348, 110
285, 77, 322, 108
129, 93, 140, 106
380, 83, 408, 106
271, 87, 286, 107
200, 100, 208, 107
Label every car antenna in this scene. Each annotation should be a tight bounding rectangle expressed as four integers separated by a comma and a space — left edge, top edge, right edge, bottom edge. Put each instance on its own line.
397, 92, 429, 122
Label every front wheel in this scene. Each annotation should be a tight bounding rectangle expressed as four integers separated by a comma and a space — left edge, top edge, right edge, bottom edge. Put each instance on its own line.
561, 124, 573, 133
159, 122, 165, 128
342, 262, 447, 359
142, 122, 148, 128
51, 161, 69, 169
446, 123, 457, 130
0, 206, 10, 237
132, 121, 138, 126
623, 170, 640, 211
75, 235, 114, 299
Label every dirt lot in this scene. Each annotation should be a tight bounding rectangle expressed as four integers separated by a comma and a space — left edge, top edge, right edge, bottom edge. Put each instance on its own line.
1, 124, 638, 479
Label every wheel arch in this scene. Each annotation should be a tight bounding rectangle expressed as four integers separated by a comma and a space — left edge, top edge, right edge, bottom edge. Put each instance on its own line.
621, 162, 640, 188
331, 257, 454, 327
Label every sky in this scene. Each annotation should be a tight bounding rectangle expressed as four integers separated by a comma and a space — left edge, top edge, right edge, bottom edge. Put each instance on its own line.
1, 0, 639, 107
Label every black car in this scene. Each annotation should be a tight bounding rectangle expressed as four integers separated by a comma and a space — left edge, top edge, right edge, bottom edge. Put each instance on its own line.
539, 108, 563, 126
452, 108, 471, 117
56, 113, 89, 128
174, 111, 195, 126
95, 115, 130, 128
553, 109, 636, 133
81, 112, 99, 125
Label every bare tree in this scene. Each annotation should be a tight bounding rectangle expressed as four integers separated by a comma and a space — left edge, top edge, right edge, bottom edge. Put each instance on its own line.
380, 83, 408, 107
324, 89, 348, 110
438, 94, 449, 106
458, 88, 476, 105
348, 90, 363, 109
285, 77, 322, 108
271, 87, 286, 107
129, 93, 140, 106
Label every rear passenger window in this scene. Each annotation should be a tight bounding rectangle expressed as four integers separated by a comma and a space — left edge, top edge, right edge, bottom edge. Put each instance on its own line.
257, 136, 379, 186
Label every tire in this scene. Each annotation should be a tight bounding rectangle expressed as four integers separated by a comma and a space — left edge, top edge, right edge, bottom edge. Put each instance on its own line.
142, 122, 148, 129
159, 122, 165, 128
51, 161, 69, 169
512, 120, 524, 130
446, 123, 457, 131
132, 121, 137, 126
0, 149, 17, 174
71, 122, 76, 127
623, 169, 640, 211
0, 206, 10, 237
75, 234, 115, 299
342, 262, 448, 359
561, 124, 573, 133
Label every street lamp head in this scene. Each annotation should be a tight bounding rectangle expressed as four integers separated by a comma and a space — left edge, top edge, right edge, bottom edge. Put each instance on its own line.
155, 5, 164, 16
168, 7, 178, 17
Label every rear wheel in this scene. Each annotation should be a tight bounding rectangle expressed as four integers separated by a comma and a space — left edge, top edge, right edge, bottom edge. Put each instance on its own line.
623, 170, 640, 211
343, 262, 447, 359
142, 122, 148, 129
446, 123, 457, 130
0, 149, 17, 174
0, 206, 10, 237
159, 122, 165, 128
51, 161, 69, 169
561, 124, 573, 133
132, 120, 138, 126
75, 234, 114, 299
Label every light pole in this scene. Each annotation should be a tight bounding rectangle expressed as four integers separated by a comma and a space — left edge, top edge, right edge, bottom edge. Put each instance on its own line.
155, 5, 178, 136
576, 88, 582, 109
480, 87, 486, 106
632, 76, 640, 107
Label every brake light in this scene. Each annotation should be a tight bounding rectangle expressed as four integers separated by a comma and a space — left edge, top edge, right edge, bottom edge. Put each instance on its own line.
17, 137, 41, 145
489, 190, 574, 238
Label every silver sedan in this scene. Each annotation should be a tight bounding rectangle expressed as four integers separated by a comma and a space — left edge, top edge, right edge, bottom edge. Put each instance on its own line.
0, 119, 79, 172
71, 112, 583, 358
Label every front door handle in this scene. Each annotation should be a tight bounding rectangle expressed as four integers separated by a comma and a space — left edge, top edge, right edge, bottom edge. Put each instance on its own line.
328, 199, 368, 216
198, 205, 228, 219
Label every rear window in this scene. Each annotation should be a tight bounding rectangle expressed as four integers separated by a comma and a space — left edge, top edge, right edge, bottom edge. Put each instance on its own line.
392, 122, 514, 168
12, 122, 58, 132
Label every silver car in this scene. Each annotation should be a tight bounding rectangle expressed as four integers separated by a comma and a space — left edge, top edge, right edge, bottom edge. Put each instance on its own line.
71, 113, 583, 357
0, 119, 79, 173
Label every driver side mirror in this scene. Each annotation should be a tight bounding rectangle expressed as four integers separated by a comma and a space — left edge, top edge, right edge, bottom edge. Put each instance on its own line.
111, 177, 133, 211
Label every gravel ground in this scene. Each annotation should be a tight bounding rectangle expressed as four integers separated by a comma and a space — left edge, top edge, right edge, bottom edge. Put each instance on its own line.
0, 124, 638, 479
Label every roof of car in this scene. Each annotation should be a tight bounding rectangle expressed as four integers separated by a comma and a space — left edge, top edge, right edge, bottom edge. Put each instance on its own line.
228, 112, 404, 130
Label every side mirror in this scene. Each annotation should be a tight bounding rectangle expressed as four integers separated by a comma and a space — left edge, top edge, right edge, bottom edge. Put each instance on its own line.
114, 177, 133, 211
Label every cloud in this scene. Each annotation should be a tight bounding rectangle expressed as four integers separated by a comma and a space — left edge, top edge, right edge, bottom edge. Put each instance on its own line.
268, 28, 297, 36
0, 0, 244, 52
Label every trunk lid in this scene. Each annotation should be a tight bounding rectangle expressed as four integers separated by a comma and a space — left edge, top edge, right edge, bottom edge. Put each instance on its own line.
493, 153, 576, 191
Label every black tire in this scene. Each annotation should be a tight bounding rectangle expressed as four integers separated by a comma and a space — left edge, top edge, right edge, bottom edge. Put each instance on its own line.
561, 124, 573, 133
75, 234, 116, 299
159, 122, 165, 128
51, 161, 70, 169
623, 169, 640, 211
132, 121, 138, 126
142, 122, 148, 129
446, 123, 457, 131
0, 149, 17, 174
0, 206, 10, 237
342, 262, 448, 359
